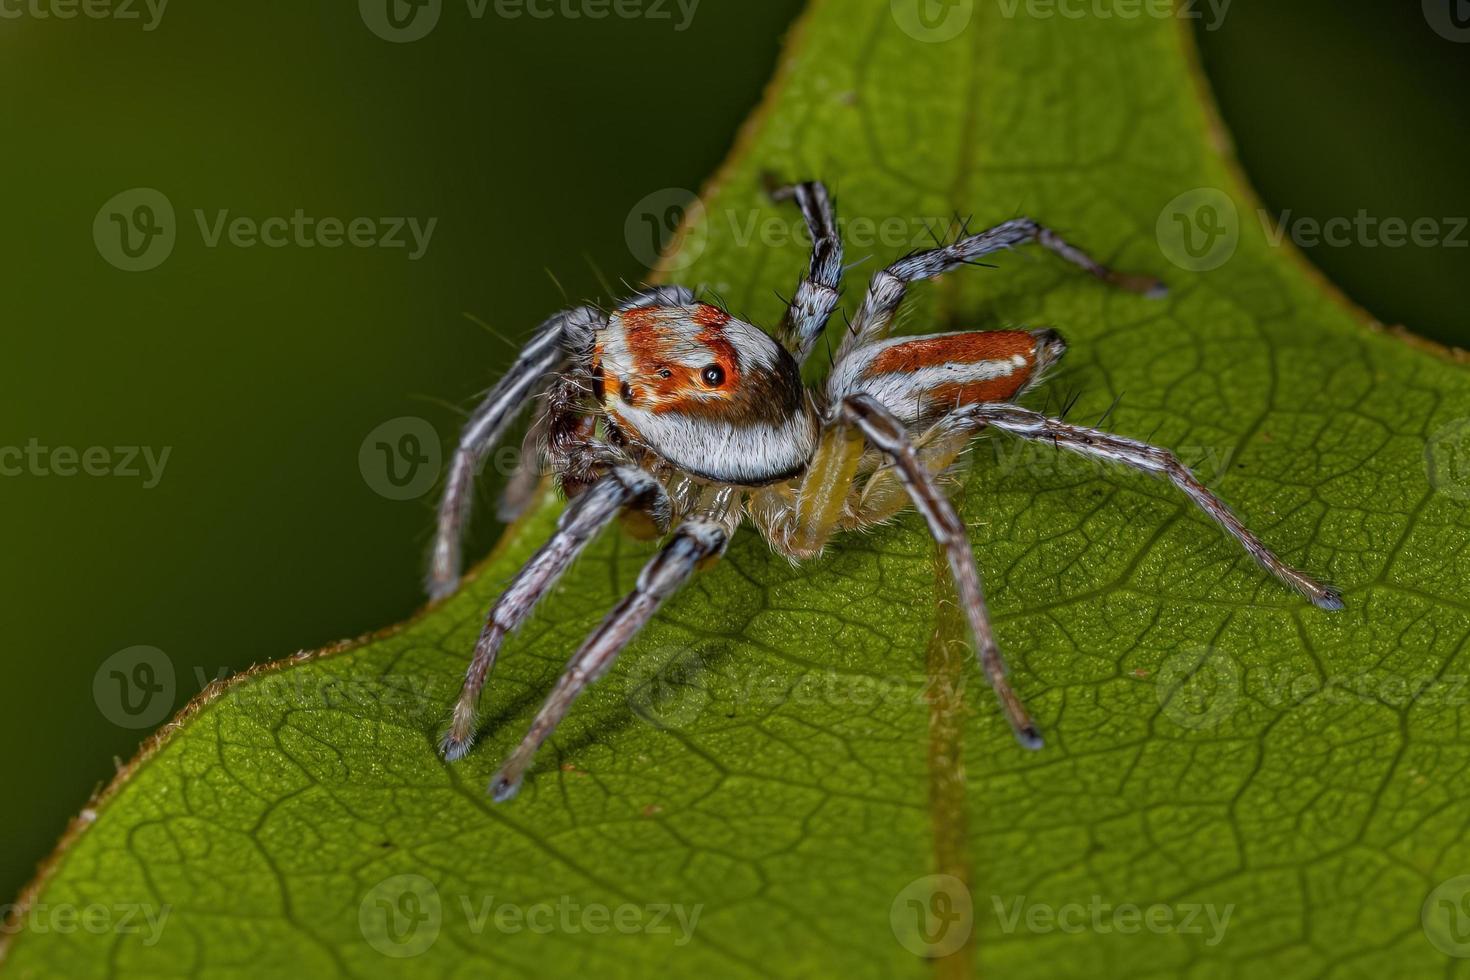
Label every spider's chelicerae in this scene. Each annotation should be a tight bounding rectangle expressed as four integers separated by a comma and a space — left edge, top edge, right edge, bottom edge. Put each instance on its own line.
430, 179, 1343, 801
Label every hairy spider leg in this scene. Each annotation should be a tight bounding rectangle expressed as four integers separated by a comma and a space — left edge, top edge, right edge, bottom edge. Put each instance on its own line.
429, 287, 696, 599
766, 177, 844, 365
439, 466, 672, 762
837, 217, 1166, 362
952, 402, 1344, 610
842, 393, 1042, 748
488, 515, 731, 801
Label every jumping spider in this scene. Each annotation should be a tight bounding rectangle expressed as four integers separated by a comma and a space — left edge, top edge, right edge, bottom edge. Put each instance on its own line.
429, 179, 1342, 801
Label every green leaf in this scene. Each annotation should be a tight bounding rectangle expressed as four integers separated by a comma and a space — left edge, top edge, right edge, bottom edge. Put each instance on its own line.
7, 3, 1470, 977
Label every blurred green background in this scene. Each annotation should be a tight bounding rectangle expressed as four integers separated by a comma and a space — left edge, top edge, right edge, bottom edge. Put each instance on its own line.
2, 0, 1466, 905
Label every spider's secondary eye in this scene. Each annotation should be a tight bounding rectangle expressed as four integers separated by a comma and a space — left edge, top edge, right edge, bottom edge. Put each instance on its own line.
657, 368, 672, 380
700, 364, 726, 387
619, 381, 636, 405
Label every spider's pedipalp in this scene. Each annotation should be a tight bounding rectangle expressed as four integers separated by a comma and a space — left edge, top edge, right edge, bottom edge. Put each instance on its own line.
841, 392, 1042, 749
439, 466, 669, 762
957, 402, 1344, 611
488, 516, 730, 801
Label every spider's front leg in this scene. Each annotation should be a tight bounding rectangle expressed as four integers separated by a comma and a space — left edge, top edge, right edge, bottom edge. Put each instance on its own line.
838, 216, 1166, 360
429, 305, 597, 599
428, 286, 695, 599
488, 511, 734, 801
765, 176, 844, 365
951, 402, 1345, 611
439, 464, 671, 761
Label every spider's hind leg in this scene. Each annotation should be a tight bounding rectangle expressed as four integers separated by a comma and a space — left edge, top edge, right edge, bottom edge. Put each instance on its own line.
955, 402, 1344, 611
488, 515, 731, 800
439, 466, 670, 762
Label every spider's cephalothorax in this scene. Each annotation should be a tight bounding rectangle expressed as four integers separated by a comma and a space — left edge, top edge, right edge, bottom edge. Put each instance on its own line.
594, 302, 817, 486
428, 180, 1343, 801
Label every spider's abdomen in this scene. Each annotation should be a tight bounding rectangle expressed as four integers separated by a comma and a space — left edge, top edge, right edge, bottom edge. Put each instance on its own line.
826, 328, 1065, 427
594, 303, 818, 486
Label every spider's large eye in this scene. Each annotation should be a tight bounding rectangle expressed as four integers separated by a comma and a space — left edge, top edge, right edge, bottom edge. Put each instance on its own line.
700, 364, 726, 388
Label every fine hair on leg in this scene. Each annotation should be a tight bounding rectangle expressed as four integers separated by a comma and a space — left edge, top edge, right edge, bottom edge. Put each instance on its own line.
955, 402, 1344, 610
838, 217, 1165, 361
439, 467, 670, 761
428, 305, 602, 599
765, 176, 844, 365
488, 518, 728, 801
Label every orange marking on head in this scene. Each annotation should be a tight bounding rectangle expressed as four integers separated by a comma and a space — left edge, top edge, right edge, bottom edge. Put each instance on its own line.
869, 331, 1038, 375
693, 318, 740, 388
691, 304, 730, 328
620, 308, 671, 363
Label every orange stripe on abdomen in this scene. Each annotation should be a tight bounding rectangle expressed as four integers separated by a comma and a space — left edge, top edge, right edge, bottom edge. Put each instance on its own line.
929, 376, 1030, 408
868, 330, 1037, 375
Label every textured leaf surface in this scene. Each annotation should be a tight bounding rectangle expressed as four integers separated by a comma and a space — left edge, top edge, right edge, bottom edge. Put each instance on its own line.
8, 2, 1470, 978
